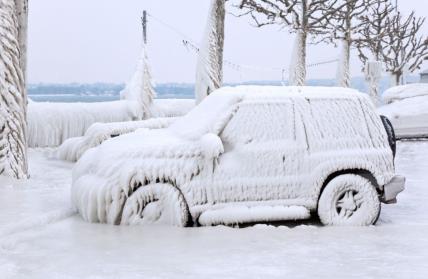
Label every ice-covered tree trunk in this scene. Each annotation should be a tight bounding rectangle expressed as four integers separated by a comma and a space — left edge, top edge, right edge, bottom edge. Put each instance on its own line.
336, 39, 351, 87
195, 0, 225, 104
289, 30, 307, 86
120, 44, 156, 119
0, 0, 28, 179
15, 0, 27, 77
364, 61, 382, 106
390, 70, 405, 87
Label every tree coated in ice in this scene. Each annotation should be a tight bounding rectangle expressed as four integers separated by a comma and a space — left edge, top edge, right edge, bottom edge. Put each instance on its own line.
356, 0, 394, 63
0, 0, 28, 179
237, 0, 347, 86
195, 0, 225, 104
15, 0, 27, 78
381, 12, 428, 86
358, 1, 428, 86
364, 61, 383, 106
326, 0, 386, 88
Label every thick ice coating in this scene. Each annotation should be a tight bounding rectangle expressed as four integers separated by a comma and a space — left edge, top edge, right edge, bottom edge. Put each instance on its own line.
72, 86, 396, 226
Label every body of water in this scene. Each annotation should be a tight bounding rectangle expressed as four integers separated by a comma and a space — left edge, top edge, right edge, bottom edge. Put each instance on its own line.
28, 77, 419, 103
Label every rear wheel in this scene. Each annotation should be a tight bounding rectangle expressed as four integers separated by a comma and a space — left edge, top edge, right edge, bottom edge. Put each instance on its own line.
121, 183, 190, 227
318, 174, 380, 226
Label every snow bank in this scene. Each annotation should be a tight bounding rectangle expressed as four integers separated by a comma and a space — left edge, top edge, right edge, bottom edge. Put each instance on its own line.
378, 95, 428, 139
382, 83, 428, 104
28, 100, 143, 148
56, 117, 176, 162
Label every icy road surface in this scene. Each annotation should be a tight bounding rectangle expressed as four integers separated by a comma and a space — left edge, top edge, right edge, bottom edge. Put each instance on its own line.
1, 142, 428, 278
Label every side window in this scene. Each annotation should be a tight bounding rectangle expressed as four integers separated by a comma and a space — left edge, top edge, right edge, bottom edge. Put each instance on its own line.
220, 101, 295, 145
308, 99, 369, 147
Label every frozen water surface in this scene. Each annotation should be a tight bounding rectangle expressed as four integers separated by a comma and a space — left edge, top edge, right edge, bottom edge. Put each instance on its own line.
1, 141, 428, 278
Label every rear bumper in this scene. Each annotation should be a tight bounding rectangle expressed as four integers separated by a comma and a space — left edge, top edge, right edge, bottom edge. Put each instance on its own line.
381, 175, 406, 204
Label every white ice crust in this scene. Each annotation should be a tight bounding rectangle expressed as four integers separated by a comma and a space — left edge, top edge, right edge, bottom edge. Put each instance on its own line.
28, 99, 194, 148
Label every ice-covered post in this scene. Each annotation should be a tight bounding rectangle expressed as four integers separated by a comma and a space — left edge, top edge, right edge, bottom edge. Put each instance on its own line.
0, 0, 28, 179
364, 61, 382, 106
120, 11, 156, 119
195, 0, 225, 104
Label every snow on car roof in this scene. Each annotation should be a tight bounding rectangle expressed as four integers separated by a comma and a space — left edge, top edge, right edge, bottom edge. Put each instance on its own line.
215, 85, 362, 100
382, 83, 428, 104
169, 86, 365, 139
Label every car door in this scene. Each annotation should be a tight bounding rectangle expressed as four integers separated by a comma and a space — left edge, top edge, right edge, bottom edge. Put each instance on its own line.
208, 99, 308, 205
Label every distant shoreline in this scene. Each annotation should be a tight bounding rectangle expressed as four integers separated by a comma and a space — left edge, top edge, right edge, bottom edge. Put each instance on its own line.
27, 76, 420, 103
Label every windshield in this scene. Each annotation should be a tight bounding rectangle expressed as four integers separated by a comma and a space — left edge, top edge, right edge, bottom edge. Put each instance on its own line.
169, 90, 242, 140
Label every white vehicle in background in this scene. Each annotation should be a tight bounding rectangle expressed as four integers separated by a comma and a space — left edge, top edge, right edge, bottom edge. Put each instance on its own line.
379, 83, 428, 139
72, 86, 405, 227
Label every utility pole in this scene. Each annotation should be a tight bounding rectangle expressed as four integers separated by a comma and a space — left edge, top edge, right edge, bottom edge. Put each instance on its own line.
142, 10, 147, 44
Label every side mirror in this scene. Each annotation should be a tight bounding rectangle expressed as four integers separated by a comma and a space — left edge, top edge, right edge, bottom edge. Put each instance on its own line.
200, 133, 224, 159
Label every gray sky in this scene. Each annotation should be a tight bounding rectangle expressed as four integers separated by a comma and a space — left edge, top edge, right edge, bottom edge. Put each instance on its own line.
28, 0, 428, 84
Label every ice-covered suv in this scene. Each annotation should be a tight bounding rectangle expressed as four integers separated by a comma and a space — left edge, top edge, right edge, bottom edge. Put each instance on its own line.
72, 86, 405, 227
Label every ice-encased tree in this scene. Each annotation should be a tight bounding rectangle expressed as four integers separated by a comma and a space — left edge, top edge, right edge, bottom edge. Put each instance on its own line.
0, 0, 28, 179
15, 0, 27, 78
120, 44, 156, 119
358, 2, 428, 86
356, 0, 393, 63
327, 0, 384, 88
238, 0, 347, 86
382, 12, 428, 86
195, 0, 225, 104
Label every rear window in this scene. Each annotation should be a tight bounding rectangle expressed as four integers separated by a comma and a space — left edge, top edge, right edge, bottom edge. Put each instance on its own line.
307, 99, 370, 148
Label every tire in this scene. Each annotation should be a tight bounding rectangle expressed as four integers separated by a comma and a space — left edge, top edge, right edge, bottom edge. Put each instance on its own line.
121, 183, 190, 227
318, 174, 380, 226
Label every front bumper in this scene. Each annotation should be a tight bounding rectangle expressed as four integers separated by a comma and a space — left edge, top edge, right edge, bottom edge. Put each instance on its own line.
381, 175, 406, 204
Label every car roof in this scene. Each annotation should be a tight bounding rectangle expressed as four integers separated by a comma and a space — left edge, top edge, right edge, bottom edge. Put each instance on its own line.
213, 86, 366, 101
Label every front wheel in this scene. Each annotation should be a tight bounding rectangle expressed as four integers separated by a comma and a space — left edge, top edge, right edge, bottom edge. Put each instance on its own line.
121, 183, 190, 227
317, 174, 380, 226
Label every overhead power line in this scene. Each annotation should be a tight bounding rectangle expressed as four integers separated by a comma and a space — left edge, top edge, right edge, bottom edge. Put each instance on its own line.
146, 11, 339, 79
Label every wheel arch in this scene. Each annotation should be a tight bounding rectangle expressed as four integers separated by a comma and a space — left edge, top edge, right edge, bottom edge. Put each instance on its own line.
316, 169, 380, 210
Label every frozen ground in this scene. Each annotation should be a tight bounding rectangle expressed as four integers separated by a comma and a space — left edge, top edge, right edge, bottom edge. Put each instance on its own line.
1, 141, 428, 278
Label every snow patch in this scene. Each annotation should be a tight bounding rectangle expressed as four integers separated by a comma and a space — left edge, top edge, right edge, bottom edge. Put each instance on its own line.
0, 208, 76, 238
